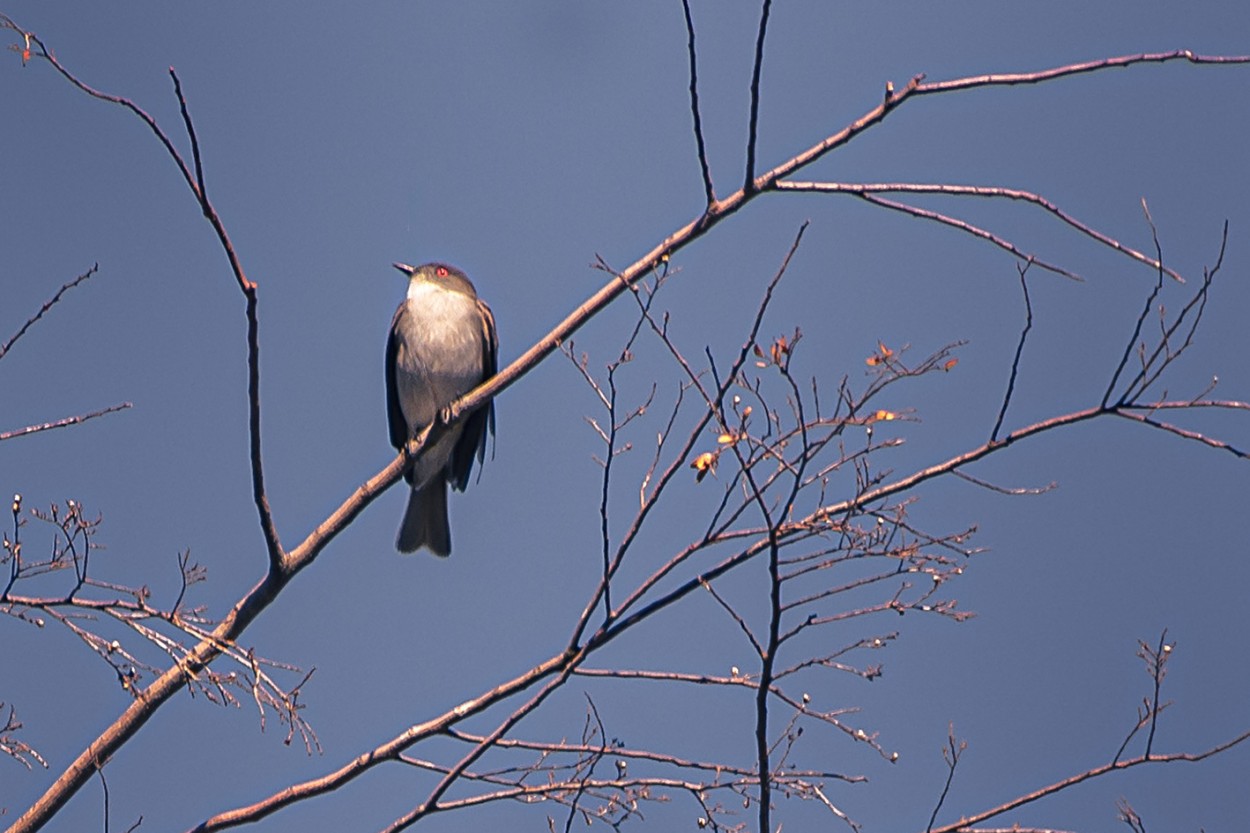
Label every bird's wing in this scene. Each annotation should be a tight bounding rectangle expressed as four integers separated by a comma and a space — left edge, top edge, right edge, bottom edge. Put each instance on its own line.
450, 297, 498, 491
385, 304, 411, 455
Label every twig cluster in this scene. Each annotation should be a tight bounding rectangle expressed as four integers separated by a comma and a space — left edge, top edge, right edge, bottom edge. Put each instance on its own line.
0, 494, 320, 759
0, 263, 133, 443
922, 633, 1250, 833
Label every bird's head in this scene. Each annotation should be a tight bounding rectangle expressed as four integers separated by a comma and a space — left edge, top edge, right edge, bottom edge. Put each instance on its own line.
393, 262, 477, 298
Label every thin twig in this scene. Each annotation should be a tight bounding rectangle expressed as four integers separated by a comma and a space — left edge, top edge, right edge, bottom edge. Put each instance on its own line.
915, 49, 1250, 95
0, 264, 99, 360
744, 0, 773, 193
992, 262, 1034, 442
680, 0, 715, 206
170, 70, 208, 212
1102, 199, 1165, 406
775, 181, 1184, 281
951, 469, 1056, 496
1114, 406, 1250, 458
926, 729, 1250, 833
926, 726, 965, 832
1122, 223, 1224, 402
0, 403, 133, 443
855, 192, 1082, 280
1144, 630, 1171, 757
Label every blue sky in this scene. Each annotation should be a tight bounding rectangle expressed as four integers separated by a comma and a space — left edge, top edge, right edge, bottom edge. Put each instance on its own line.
2, 3, 1249, 831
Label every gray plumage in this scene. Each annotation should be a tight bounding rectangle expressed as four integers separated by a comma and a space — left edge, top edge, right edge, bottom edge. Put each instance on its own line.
386, 262, 497, 555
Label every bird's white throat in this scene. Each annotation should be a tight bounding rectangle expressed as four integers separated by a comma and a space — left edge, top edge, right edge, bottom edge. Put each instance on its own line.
407, 279, 477, 320
403, 280, 482, 358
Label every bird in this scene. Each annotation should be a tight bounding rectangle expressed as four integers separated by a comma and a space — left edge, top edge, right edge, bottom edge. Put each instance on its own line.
386, 261, 497, 556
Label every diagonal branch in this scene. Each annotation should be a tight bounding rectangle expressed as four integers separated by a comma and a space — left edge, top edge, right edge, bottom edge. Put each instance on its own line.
0, 263, 99, 360
188, 647, 576, 832
775, 181, 1182, 281
914, 49, 1250, 94
0, 402, 132, 443
924, 730, 1250, 833
451, 50, 1250, 454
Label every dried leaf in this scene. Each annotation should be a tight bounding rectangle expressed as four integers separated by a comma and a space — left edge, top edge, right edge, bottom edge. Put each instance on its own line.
691, 451, 717, 482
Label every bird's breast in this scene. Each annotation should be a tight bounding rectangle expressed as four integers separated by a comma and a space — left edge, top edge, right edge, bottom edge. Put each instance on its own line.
394, 288, 487, 422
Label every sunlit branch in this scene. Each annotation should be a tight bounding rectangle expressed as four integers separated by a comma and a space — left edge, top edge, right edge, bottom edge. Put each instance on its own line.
926, 730, 1250, 833
0, 402, 132, 443
775, 181, 1183, 281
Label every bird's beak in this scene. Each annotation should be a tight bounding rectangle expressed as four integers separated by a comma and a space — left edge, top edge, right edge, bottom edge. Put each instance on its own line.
393, 262, 416, 275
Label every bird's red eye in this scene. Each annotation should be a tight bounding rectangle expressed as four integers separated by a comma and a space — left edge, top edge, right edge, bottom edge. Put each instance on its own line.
436, 266, 449, 278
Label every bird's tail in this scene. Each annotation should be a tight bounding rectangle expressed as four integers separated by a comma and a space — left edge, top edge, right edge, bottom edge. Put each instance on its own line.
396, 481, 451, 556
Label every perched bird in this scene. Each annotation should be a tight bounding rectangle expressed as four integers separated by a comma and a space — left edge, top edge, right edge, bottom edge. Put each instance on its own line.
386, 262, 497, 556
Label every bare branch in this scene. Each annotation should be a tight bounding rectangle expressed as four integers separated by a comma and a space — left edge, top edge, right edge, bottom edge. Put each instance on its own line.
926, 725, 966, 833
744, 0, 773, 192
1103, 200, 1167, 406
0, 402, 132, 443
852, 192, 1082, 280
0, 702, 48, 771
991, 262, 1034, 442
913, 49, 1250, 95
927, 728, 1250, 833
951, 469, 1057, 496
1113, 405, 1250, 458
775, 181, 1184, 281
0, 263, 99, 360
680, 0, 715, 206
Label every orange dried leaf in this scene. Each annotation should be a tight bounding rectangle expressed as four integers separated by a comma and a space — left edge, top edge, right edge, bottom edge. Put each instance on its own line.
691, 451, 717, 482
943, 358, 958, 371
867, 341, 895, 366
